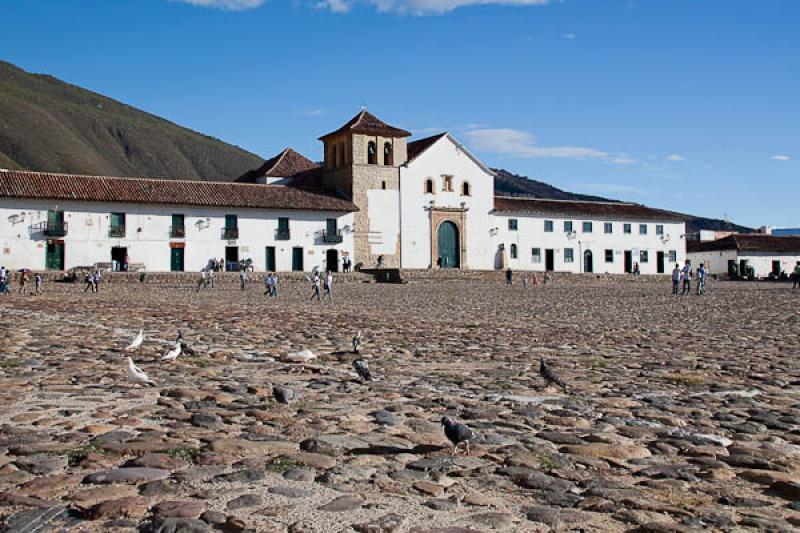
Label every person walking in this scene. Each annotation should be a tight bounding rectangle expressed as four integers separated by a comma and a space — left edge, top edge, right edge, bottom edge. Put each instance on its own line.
270, 273, 278, 297
505, 267, 513, 285
671, 263, 681, 294
34, 273, 42, 294
680, 260, 692, 295
196, 270, 207, 293
264, 273, 272, 296
84, 271, 94, 292
310, 273, 321, 302
323, 270, 333, 301
209, 269, 216, 289
18, 270, 28, 294
92, 269, 101, 293
696, 263, 707, 295
240, 268, 248, 290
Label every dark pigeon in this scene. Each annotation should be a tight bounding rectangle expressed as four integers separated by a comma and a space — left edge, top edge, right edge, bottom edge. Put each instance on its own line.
441, 416, 473, 455
176, 330, 195, 356
272, 384, 297, 405
352, 358, 372, 382
540, 357, 568, 392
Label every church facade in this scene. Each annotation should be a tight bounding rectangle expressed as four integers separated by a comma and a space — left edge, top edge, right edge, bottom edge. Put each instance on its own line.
0, 111, 686, 274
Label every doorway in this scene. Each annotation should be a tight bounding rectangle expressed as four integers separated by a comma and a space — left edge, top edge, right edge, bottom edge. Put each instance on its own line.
624, 251, 633, 273
739, 259, 749, 278
111, 246, 127, 272
225, 246, 239, 271
292, 247, 304, 272
583, 250, 593, 273
657, 251, 665, 274
265, 246, 276, 272
772, 260, 781, 276
45, 241, 64, 270
437, 221, 460, 269
545, 249, 555, 272
326, 249, 339, 272
170, 247, 184, 272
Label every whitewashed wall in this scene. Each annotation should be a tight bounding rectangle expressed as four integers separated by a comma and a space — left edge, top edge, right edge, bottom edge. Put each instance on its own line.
0, 199, 354, 272
688, 249, 800, 277
494, 214, 686, 274
366, 190, 400, 256
400, 135, 495, 269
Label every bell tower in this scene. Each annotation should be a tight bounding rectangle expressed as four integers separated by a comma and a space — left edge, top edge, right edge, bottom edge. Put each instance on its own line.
319, 110, 411, 268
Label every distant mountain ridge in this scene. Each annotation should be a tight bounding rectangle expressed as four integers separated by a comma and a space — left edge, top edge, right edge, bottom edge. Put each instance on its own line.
0, 60, 262, 180
492, 168, 753, 234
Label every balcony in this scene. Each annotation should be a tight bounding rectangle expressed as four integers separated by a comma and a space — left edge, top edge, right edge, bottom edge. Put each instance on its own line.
32, 221, 69, 237
221, 227, 239, 240
169, 225, 186, 239
275, 228, 291, 241
109, 225, 126, 238
322, 230, 343, 244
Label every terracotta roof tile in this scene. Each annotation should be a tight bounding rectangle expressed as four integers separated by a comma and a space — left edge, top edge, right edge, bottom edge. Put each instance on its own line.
688, 235, 800, 254
236, 148, 320, 183
0, 170, 357, 212
319, 110, 411, 140
493, 197, 685, 222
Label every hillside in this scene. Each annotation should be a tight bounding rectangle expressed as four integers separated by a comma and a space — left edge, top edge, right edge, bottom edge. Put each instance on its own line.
493, 168, 753, 234
0, 60, 262, 180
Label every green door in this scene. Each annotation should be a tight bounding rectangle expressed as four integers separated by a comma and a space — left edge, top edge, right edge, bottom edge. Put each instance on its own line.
170, 247, 184, 272
437, 221, 459, 268
265, 246, 276, 271
292, 247, 303, 272
45, 242, 65, 270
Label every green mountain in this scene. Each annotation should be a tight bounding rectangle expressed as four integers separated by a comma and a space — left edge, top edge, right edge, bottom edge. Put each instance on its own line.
0, 60, 262, 180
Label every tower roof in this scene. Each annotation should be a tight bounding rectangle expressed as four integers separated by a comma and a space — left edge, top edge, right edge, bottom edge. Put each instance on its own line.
319, 110, 411, 140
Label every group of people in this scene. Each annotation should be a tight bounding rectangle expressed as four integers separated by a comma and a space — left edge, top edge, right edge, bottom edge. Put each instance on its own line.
0, 266, 42, 294
310, 270, 334, 301
83, 270, 102, 293
672, 260, 707, 295
505, 268, 550, 286
263, 272, 279, 297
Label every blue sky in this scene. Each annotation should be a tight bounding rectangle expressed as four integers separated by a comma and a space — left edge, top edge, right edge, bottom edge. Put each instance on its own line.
1, 0, 798, 227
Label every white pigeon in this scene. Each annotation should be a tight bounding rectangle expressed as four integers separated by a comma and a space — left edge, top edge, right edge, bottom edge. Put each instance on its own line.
126, 357, 156, 386
283, 349, 317, 363
125, 329, 144, 351
161, 342, 182, 361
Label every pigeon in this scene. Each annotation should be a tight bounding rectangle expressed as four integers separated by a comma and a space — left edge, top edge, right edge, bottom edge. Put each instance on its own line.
126, 357, 156, 386
352, 331, 363, 353
352, 358, 373, 382
272, 384, 298, 405
176, 331, 195, 356
441, 416, 473, 455
125, 329, 144, 351
161, 343, 181, 361
283, 349, 317, 363
540, 357, 568, 392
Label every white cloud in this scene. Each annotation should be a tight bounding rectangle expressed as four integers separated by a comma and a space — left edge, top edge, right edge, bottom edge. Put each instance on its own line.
666, 154, 684, 161
319, 0, 550, 15
772, 155, 790, 161
464, 127, 635, 164
299, 109, 325, 117
562, 32, 576, 39
574, 182, 647, 195
172, 0, 266, 9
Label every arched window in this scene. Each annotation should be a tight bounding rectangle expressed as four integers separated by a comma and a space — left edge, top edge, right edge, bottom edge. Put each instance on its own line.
461, 181, 471, 196
510, 243, 518, 259
367, 141, 377, 165
425, 178, 434, 194
383, 142, 393, 166
381, 181, 387, 190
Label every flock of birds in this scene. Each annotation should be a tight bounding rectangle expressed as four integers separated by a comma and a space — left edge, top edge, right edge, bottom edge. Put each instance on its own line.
121, 328, 568, 455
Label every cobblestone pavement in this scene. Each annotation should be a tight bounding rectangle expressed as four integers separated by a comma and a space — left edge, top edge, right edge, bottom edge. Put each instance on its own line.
1, 277, 799, 532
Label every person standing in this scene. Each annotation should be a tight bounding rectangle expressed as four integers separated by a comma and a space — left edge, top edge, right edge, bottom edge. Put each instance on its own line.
84, 271, 93, 292
264, 273, 272, 296
18, 270, 28, 294
209, 269, 216, 289
0, 266, 6, 295
196, 270, 207, 293
240, 268, 248, 290
505, 267, 513, 285
92, 269, 101, 293
323, 270, 333, 301
270, 273, 278, 297
671, 263, 681, 295
696, 263, 707, 295
681, 260, 692, 295
310, 272, 321, 302
793, 262, 800, 289
34, 273, 42, 294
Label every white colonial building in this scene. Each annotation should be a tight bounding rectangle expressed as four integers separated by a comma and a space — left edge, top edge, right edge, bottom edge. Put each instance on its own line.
0, 110, 686, 274
688, 234, 800, 278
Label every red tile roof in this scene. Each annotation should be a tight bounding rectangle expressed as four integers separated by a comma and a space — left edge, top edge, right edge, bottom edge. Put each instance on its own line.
493, 197, 685, 222
407, 133, 447, 163
0, 170, 357, 212
688, 235, 800, 254
235, 148, 319, 183
319, 110, 411, 140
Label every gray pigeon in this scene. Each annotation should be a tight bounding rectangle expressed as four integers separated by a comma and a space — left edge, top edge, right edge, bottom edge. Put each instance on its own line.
540, 357, 568, 392
176, 331, 195, 356
272, 384, 297, 405
441, 416, 473, 455
352, 331, 362, 354
352, 358, 373, 382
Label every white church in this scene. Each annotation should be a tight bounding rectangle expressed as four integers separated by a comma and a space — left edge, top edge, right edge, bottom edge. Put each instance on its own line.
0, 110, 686, 274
